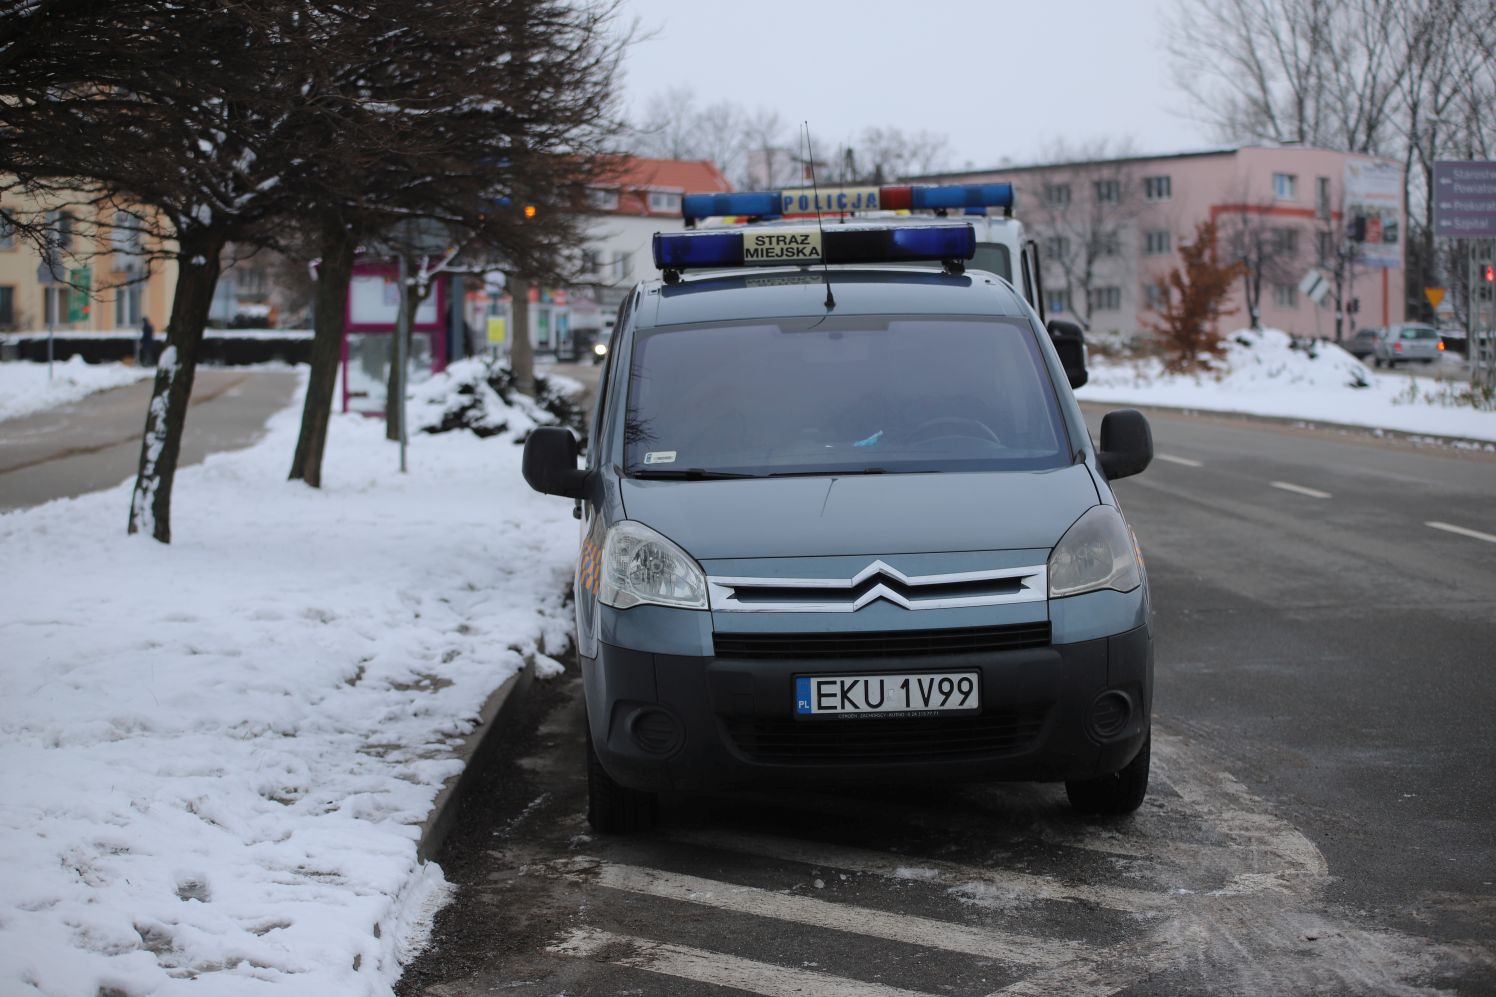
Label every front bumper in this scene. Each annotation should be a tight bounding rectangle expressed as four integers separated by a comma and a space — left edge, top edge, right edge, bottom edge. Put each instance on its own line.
581, 624, 1152, 793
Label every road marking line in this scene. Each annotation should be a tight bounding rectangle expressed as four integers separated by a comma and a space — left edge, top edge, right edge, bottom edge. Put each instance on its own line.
1427, 520, 1496, 544
1156, 453, 1204, 467
563, 859, 1077, 968
1269, 480, 1332, 499
665, 828, 1173, 913
989, 918, 1205, 997
548, 926, 936, 997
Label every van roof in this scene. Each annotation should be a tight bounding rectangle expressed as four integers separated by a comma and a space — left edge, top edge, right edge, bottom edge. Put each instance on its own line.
643, 267, 1028, 329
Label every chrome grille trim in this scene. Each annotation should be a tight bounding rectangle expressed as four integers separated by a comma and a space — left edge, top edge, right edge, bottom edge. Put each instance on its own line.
707, 559, 1047, 613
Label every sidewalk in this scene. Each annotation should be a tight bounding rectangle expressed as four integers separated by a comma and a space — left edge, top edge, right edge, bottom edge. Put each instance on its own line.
0, 368, 301, 511
0, 369, 578, 996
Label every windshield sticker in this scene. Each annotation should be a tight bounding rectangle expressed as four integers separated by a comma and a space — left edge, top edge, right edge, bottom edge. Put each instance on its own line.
643, 451, 678, 465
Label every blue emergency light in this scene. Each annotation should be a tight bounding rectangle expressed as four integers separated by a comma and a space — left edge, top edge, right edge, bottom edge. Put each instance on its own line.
681, 182, 1014, 223
652, 223, 976, 277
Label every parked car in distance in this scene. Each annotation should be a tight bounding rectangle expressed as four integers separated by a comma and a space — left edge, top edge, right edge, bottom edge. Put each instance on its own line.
1346, 328, 1378, 360
1372, 323, 1443, 367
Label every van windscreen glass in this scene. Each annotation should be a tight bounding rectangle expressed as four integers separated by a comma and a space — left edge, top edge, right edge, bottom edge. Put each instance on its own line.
622, 317, 1069, 477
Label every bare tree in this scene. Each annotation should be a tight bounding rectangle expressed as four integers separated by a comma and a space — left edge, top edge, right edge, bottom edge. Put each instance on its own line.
1026, 140, 1143, 333
1218, 194, 1309, 328
1168, 0, 1406, 153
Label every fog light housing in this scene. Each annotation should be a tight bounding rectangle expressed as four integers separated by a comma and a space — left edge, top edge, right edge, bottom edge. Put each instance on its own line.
628, 708, 682, 756
1088, 691, 1132, 739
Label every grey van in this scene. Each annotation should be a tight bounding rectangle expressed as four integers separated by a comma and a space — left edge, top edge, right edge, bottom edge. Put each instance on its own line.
523, 225, 1155, 831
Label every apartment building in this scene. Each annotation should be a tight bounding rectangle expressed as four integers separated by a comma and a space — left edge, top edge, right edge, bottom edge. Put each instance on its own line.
569, 156, 732, 336
916, 147, 1405, 342
0, 194, 174, 338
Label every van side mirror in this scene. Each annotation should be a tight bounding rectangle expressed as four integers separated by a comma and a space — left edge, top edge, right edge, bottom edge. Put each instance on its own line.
1098, 409, 1152, 480
522, 427, 591, 498
1046, 319, 1088, 388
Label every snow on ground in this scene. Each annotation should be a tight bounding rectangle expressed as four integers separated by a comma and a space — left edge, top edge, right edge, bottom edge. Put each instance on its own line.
0, 369, 580, 995
0, 356, 152, 422
1077, 328, 1496, 445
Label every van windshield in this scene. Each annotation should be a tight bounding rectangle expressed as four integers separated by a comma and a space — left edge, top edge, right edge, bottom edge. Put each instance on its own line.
622, 316, 1070, 477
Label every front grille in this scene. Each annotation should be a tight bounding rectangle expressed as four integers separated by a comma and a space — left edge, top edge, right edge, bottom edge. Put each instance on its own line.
723, 710, 1048, 764
711, 622, 1051, 660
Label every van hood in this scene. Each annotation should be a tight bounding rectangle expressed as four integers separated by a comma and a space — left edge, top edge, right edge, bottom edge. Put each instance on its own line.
618, 465, 1100, 559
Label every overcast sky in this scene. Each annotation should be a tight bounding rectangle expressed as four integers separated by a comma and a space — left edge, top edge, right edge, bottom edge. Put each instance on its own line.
618, 0, 1216, 172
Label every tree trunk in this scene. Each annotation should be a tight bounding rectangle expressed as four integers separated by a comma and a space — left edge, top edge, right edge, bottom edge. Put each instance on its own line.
509, 274, 535, 395
385, 262, 422, 441
289, 215, 358, 487
127, 229, 226, 543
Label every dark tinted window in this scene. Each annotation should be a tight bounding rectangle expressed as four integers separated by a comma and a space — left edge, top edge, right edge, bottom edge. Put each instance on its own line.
969, 244, 1012, 282
623, 316, 1068, 477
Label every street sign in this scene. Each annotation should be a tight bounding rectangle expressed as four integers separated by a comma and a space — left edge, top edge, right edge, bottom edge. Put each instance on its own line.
1425, 287, 1446, 310
1432, 160, 1496, 237
1298, 269, 1331, 305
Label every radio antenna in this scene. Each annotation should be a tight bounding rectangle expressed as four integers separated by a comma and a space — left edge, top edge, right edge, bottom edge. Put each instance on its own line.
803, 122, 836, 310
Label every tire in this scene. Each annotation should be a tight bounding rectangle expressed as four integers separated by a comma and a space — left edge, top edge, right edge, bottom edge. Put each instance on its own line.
1066, 733, 1151, 816
586, 723, 657, 833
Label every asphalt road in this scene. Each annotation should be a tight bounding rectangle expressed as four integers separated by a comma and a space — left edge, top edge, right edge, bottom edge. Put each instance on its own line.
399, 408, 1496, 996
0, 369, 301, 512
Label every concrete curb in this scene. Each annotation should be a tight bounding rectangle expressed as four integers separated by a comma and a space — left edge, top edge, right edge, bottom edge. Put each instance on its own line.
417, 658, 536, 863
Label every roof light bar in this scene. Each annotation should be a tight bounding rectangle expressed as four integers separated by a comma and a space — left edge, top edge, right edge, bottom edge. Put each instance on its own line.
652, 224, 976, 275
681, 183, 1014, 222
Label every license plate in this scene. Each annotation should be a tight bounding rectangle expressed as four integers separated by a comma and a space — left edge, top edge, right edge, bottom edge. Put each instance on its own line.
794, 672, 980, 718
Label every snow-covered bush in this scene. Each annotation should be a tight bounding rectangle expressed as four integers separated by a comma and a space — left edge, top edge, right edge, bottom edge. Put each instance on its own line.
409, 358, 587, 442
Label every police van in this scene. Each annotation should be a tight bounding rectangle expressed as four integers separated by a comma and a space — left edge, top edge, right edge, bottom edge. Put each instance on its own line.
523, 219, 1154, 832
682, 181, 1048, 322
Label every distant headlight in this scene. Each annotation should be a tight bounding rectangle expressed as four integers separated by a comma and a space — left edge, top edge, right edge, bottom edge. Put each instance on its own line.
599, 521, 707, 610
593, 342, 608, 356
1048, 506, 1142, 598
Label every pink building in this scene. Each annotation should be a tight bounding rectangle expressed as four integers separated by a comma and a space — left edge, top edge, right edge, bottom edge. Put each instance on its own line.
917, 147, 1405, 343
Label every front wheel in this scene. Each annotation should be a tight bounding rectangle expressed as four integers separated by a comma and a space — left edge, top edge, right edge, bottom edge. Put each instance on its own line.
586, 724, 657, 833
1066, 733, 1150, 815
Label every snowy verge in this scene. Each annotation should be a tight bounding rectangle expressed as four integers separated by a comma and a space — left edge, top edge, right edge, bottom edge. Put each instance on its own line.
0, 357, 152, 422
0, 372, 579, 995
1076, 328, 1496, 446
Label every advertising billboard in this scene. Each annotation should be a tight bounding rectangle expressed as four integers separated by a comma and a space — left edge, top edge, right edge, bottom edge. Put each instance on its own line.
1343, 158, 1402, 269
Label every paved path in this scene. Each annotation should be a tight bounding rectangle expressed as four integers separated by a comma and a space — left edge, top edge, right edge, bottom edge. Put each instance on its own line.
0, 369, 301, 512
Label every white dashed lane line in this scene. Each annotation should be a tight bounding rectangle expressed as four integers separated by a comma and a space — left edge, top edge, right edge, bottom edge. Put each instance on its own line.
1426, 520, 1496, 544
1269, 480, 1332, 500
1155, 453, 1204, 467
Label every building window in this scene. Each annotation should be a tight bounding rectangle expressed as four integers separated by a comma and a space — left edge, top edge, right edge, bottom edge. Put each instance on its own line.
1043, 235, 1070, 259
1144, 229, 1172, 255
43, 285, 69, 325
0, 286, 14, 327
1273, 172, 1298, 201
1089, 286, 1122, 311
44, 209, 74, 250
115, 284, 142, 328
1046, 289, 1071, 314
110, 210, 144, 257
0, 211, 15, 251
1094, 179, 1121, 204
1143, 176, 1172, 201
1044, 183, 1071, 208
1316, 230, 1335, 264
588, 188, 619, 211
647, 191, 681, 213
1096, 230, 1121, 256
1271, 227, 1300, 257
1315, 176, 1331, 219
1143, 282, 1166, 310
1272, 283, 1298, 307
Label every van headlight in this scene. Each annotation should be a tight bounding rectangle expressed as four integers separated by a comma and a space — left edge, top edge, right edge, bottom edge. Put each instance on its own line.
598, 521, 708, 610
1048, 506, 1142, 598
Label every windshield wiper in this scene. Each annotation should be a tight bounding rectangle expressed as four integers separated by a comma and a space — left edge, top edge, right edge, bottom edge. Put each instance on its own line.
630, 468, 757, 480
767, 467, 890, 478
